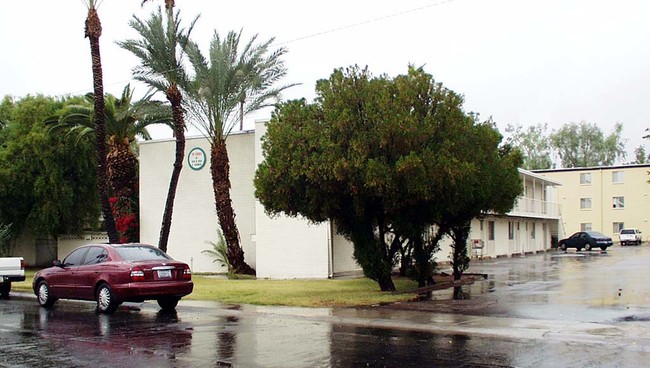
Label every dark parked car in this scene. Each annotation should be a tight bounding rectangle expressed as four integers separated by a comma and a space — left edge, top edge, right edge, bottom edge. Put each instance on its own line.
33, 243, 193, 314
558, 231, 613, 251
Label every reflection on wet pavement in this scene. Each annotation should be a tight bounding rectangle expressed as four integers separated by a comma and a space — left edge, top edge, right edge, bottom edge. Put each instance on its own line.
1, 246, 650, 367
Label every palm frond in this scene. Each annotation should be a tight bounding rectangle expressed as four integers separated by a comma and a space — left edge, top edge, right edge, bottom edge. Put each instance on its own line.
201, 231, 232, 274
183, 28, 295, 140
118, 8, 198, 94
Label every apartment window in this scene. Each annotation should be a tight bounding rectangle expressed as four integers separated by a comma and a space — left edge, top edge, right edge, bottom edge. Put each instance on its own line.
508, 222, 514, 240
613, 196, 625, 209
488, 221, 495, 241
580, 198, 592, 210
612, 171, 624, 184
580, 173, 592, 185
613, 222, 624, 234
580, 223, 592, 231
530, 222, 536, 239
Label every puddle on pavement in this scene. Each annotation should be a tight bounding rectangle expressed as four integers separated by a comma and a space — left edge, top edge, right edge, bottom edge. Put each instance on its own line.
617, 314, 650, 322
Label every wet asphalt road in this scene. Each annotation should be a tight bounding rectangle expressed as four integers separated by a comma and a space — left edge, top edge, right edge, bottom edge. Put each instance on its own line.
1, 245, 650, 367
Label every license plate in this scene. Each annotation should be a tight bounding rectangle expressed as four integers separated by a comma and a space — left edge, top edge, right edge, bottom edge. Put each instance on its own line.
157, 270, 172, 279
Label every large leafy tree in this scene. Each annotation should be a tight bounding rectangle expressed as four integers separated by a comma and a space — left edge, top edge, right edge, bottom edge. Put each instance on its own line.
254, 66, 520, 291
439, 121, 523, 280
183, 30, 295, 274
83, 0, 118, 243
47, 85, 173, 242
550, 121, 626, 168
118, 5, 197, 251
0, 95, 100, 245
505, 123, 552, 170
633, 145, 648, 164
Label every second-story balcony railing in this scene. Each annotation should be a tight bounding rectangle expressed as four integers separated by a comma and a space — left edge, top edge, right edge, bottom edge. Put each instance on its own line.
508, 197, 561, 218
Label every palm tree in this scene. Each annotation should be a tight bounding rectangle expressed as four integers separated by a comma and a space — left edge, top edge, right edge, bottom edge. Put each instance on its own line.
83, 0, 118, 243
183, 30, 296, 274
48, 85, 174, 242
118, 7, 197, 252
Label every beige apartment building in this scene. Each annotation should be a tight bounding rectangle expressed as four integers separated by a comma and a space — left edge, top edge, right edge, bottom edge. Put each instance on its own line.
534, 164, 650, 241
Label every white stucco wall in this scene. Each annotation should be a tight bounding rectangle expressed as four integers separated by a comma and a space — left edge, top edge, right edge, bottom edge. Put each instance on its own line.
139, 132, 257, 273
57, 232, 109, 260
254, 120, 331, 278
332, 231, 361, 275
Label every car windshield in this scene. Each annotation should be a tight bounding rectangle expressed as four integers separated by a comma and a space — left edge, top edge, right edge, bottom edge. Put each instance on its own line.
114, 246, 171, 261
620, 229, 635, 234
586, 231, 606, 238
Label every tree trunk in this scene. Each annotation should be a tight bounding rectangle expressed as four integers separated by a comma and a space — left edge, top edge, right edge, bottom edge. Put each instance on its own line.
106, 137, 137, 198
107, 137, 139, 243
412, 236, 428, 288
450, 222, 471, 281
377, 272, 396, 292
158, 84, 185, 252
85, 6, 118, 244
210, 139, 255, 275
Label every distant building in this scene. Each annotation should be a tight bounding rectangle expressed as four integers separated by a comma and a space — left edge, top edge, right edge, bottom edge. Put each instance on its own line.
534, 164, 650, 241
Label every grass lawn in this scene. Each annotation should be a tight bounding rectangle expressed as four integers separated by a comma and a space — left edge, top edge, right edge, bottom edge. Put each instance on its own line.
12, 269, 421, 307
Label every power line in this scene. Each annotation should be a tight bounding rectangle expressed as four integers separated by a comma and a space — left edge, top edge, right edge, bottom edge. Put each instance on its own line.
34, 0, 461, 99
275, 0, 459, 46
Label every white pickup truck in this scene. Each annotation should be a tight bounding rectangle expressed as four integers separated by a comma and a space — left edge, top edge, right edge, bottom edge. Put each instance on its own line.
0, 257, 26, 297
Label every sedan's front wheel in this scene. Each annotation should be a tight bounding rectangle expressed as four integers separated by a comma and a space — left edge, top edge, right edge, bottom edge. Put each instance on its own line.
37, 281, 57, 308
96, 284, 119, 314
157, 297, 180, 312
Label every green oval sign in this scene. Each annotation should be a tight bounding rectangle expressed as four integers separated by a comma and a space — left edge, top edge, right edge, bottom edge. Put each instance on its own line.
188, 147, 207, 171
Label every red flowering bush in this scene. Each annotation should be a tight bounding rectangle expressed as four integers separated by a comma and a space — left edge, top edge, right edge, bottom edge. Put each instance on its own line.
109, 196, 139, 243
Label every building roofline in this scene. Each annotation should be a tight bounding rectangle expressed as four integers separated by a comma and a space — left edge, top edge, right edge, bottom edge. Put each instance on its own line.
532, 163, 650, 174
518, 168, 563, 186
138, 129, 255, 145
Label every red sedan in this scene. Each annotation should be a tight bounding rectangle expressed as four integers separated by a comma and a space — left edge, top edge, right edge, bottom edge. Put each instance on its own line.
33, 243, 193, 314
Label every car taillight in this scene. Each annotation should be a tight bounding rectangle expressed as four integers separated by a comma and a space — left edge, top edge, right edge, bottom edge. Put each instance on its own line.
20, 259, 24, 271
130, 267, 145, 282
183, 265, 192, 280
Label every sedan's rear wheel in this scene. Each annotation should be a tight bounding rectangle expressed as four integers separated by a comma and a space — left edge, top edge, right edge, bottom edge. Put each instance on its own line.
37, 281, 57, 308
585, 243, 592, 251
157, 297, 180, 311
96, 284, 119, 314
560, 243, 567, 251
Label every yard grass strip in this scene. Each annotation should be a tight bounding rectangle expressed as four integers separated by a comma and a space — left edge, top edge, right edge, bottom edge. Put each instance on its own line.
12, 270, 420, 307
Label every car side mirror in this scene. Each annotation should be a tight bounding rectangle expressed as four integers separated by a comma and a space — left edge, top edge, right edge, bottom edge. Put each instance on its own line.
53, 260, 62, 267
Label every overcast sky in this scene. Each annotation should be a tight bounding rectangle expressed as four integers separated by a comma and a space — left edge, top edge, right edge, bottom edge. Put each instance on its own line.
2, 0, 649, 161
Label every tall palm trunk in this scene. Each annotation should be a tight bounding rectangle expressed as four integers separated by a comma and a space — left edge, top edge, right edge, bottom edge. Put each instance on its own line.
107, 137, 138, 198
158, 83, 185, 252
107, 137, 139, 243
85, 5, 118, 243
210, 139, 254, 274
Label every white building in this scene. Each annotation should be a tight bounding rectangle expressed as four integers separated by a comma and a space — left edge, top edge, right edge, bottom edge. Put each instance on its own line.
133, 120, 562, 278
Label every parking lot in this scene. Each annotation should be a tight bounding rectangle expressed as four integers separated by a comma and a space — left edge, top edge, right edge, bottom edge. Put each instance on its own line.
1, 245, 650, 367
